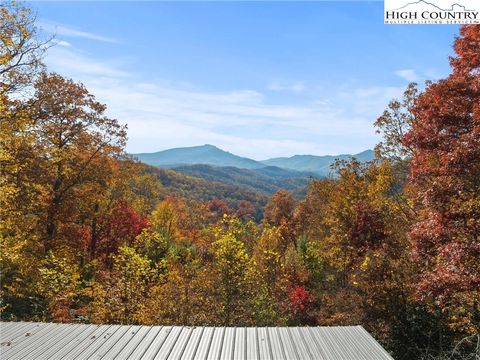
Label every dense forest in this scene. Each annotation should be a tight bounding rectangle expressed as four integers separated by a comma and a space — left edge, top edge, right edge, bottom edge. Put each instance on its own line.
1, 3, 479, 359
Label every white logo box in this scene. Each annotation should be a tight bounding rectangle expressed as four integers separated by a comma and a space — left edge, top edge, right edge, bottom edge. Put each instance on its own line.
384, 0, 480, 24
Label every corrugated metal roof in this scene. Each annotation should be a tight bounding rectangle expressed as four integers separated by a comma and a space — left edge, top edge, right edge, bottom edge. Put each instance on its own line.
0, 322, 393, 360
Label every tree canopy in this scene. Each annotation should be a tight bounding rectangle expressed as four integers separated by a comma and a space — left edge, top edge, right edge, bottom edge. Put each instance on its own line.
1, 4, 479, 359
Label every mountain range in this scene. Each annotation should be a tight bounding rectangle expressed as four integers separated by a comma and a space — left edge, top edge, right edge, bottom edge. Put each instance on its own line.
133, 145, 374, 176
262, 150, 374, 175
133, 145, 375, 195
134, 144, 262, 169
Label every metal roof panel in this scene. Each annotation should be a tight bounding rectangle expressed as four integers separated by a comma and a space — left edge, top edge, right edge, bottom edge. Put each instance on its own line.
0, 322, 393, 360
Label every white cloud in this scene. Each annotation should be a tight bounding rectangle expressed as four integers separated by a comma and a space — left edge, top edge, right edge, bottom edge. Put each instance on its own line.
40, 21, 119, 44
46, 46, 129, 78
44, 45, 396, 160
344, 85, 405, 115
267, 81, 306, 93
52, 39, 72, 48
395, 69, 419, 82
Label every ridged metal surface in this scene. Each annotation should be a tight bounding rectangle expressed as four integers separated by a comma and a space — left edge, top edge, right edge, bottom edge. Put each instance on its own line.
0, 322, 393, 359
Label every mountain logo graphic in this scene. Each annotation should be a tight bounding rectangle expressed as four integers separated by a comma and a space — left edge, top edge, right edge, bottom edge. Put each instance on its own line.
384, 0, 479, 24
393, 0, 475, 11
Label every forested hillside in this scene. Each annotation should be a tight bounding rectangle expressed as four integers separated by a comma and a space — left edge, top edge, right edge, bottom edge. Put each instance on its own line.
146, 165, 268, 220
170, 163, 315, 195
1, 3, 479, 359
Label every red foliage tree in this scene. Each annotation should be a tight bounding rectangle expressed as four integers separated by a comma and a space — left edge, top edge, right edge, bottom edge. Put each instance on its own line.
205, 199, 233, 223
289, 286, 316, 325
235, 200, 255, 220
94, 201, 148, 263
404, 25, 480, 330
264, 190, 297, 249
350, 202, 388, 256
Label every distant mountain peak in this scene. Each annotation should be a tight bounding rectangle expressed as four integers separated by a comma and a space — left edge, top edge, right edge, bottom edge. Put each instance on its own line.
261, 149, 375, 175
171, 144, 219, 151
132, 145, 375, 177
132, 144, 264, 169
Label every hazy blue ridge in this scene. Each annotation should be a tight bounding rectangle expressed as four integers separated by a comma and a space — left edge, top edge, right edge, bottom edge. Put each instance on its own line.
132, 145, 375, 177
261, 149, 375, 176
133, 144, 264, 169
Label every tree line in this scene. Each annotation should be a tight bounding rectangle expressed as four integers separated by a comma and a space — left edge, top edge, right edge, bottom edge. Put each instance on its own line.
1, 3, 479, 359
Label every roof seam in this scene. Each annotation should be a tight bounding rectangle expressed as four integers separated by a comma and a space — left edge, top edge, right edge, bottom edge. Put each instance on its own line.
74, 325, 123, 360
275, 327, 287, 360
56, 325, 106, 360
177, 326, 195, 360
138, 325, 163, 360
286, 327, 300, 360
190, 326, 205, 360
8, 323, 73, 360
40, 324, 93, 359
216, 327, 226, 360
231, 327, 236, 360
243, 327, 247, 360
4, 323, 60, 359
122, 326, 154, 359
151, 326, 173, 360
98, 325, 133, 360
203, 327, 215, 360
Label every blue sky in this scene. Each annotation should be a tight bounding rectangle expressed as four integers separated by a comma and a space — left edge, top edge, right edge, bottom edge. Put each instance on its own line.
32, 1, 459, 159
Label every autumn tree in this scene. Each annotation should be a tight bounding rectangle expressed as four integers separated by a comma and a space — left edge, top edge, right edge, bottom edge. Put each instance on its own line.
1, 68, 132, 318
297, 157, 414, 341
140, 242, 208, 326
264, 189, 297, 250
288, 286, 316, 325
106, 159, 163, 217
29, 73, 127, 251
89, 246, 156, 324
135, 196, 190, 264
235, 200, 255, 220
249, 226, 283, 325
205, 199, 233, 223
0, 1, 50, 94
404, 24, 480, 334
294, 179, 336, 241
374, 82, 418, 161
38, 251, 81, 322
0, 1, 50, 319
93, 201, 148, 263
210, 217, 252, 326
